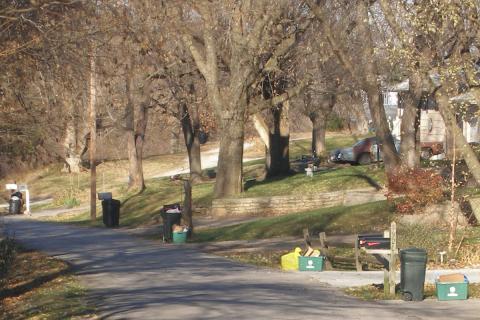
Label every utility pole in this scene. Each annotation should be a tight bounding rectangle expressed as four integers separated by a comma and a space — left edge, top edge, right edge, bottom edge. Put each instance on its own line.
89, 43, 97, 221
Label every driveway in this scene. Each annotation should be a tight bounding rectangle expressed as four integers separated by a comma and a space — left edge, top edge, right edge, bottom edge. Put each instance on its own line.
2, 216, 480, 320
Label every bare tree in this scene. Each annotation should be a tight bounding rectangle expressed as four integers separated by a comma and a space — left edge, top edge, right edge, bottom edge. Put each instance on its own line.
177, 1, 308, 197
307, 0, 401, 178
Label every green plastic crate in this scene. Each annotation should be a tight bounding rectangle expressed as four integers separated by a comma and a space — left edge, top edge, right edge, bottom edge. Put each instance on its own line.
436, 281, 469, 301
298, 256, 324, 272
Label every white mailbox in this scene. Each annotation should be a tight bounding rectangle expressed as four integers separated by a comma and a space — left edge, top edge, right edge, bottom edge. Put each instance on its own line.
5, 184, 17, 190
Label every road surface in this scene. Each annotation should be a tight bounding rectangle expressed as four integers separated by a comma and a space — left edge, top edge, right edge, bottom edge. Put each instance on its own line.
2, 216, 480, 320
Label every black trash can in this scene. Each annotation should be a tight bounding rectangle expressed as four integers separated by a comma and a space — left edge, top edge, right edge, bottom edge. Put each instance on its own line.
8, 199, 21, 215
161, 204, 182, 242
102, 199, 120, 227
400, 248, 428, 301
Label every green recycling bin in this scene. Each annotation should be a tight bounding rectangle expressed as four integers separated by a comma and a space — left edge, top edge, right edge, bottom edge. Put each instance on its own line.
400, 248, 427, 301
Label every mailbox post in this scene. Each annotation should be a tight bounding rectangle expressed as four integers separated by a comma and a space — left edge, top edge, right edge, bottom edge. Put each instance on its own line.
357, 222, 397, 297
18, 184, 30, 214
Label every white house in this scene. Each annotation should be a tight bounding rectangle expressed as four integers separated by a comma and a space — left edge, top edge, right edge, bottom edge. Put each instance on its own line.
384, 79, 480, 158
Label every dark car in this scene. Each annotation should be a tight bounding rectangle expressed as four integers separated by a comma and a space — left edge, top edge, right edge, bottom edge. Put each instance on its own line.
330, 137, 400, 165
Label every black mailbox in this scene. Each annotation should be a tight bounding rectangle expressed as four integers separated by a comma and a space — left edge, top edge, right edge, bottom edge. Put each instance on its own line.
358, 234, 391, 250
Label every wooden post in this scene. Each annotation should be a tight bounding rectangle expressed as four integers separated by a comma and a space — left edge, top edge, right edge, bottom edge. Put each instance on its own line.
354, 234, 362, 272
383, 228, 391, 296
384, 269, 390, 296
303, 228, 311, 247
389, 221, 397, 296
182, 180, 193, 238
319, 232, 333, 270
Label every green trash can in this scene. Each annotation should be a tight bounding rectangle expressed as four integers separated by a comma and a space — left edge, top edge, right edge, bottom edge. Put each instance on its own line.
400, 248, 427, 301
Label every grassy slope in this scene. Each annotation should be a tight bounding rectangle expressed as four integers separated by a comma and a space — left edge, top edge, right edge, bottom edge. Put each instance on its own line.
48, 133, 382, 228
0, 246, 94, 320
242, 165, 384, 198
194, 201, 393, 242
3, 132, 381, 229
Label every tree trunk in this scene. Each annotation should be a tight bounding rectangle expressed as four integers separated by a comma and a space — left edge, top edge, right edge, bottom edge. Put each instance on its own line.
252, 113, 270, 149
125, 62, 145, 192
214, 112, 245, 198
88, 48, 97, 221
356, 1, 400, 177
180, 103, 202, 180
134, 102, 148, 190
126, 131, 144, 190
399, 74, 423, 169
366, 87, 401, 175
266, 101, 290, 177
436, 86, 480, 184
310, 113, 327, 157
63, 111, 81, 173
352, 97, 369, 134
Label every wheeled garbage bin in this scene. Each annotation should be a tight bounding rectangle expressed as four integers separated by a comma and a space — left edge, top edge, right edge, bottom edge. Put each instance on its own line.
161, 204, 182, 242
400, 248, 428, 301
102, 199, 120, 227
8, 198, 21, 214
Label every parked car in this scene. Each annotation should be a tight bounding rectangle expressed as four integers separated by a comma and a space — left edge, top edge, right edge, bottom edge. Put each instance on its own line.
329, 137, 400, 165
420, 142, 444, 160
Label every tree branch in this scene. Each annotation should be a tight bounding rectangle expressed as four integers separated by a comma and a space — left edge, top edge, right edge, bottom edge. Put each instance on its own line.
248, 78, 310, 115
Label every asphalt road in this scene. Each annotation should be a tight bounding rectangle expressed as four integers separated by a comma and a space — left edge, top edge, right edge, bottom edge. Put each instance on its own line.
3, 216, 480, 320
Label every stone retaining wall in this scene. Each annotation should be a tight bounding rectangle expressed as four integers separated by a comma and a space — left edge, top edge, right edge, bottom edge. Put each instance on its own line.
211, 188, 386, 217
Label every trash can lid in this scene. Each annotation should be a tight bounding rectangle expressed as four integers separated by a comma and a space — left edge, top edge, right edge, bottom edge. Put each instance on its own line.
400, 248, 428, 260
401, 248, 427, 254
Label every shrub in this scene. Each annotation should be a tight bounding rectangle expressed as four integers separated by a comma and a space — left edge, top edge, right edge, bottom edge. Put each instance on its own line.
387, 168, 446, 214
0, 237, 17, 288
53, 187, 82, 208
327, 114, 345, 131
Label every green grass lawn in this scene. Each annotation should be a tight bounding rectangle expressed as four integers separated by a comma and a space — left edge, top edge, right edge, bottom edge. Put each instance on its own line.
289, 132, 370, 159
242, 165, 384, 198
194, 201, 393, 242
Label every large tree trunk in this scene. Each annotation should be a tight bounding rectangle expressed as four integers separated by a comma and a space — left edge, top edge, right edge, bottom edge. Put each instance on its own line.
308, 94, 335, 156
266, 101, 290, 176
214, 111, 245, 198
399, 74, 423, 169
436, 86, 480, 184
366, 87, 401, 175
125, 62, 145, 192
180, 103, 202, 180
357, 1, 400, 177
310, 113, 327, 156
